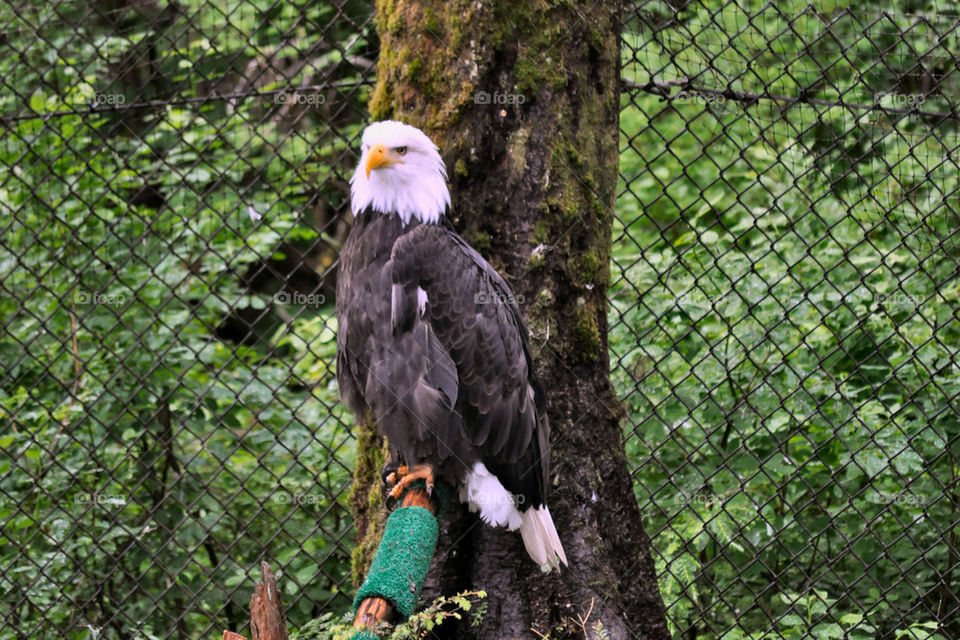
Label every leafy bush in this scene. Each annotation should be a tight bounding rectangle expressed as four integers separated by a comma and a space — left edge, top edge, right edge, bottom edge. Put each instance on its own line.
0, 0, 373, 636
615, 1, 959, 638
2, 0, 957, 638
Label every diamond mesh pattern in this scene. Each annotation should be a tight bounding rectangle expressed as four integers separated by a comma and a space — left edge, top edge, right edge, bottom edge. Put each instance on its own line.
618, 2, 959, 639
1, 1, 958, 639
1, 1, 375, 637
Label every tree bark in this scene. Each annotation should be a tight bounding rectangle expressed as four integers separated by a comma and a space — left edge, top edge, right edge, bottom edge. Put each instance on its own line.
350, 1, 670, 638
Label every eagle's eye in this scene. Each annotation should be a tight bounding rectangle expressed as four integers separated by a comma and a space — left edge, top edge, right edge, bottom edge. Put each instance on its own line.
395, 146, 408, 155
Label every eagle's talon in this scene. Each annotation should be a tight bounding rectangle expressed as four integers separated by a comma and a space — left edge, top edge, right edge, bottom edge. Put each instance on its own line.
381, 463, 408, 489
386, 463, 435, 505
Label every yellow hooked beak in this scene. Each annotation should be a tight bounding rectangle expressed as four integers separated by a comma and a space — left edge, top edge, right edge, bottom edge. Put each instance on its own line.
365, 143, 397, 178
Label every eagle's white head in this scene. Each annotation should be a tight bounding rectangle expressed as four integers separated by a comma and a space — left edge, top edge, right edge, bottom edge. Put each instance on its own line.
350, 120, 450, 225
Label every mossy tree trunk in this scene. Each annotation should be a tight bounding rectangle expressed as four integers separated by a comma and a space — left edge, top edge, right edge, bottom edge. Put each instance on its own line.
350, 1, 670, 638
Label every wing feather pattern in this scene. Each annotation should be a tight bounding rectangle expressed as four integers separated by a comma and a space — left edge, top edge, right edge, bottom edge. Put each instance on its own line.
389, 223, 550, 508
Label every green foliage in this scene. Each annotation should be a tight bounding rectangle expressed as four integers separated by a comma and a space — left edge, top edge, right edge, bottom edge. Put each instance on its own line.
615, 1, 959, 639
290, 590, 487, 640
0, 0, 374, 637
2, 0, 958, 639
389, 590, 487, 640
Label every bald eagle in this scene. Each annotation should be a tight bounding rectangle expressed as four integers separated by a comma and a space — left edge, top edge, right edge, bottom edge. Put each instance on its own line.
336, 121, 567, 571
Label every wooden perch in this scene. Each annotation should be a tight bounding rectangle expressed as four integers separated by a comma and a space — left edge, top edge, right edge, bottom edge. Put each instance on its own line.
353, 487, 437, 633
224, 490, 435, 640
223, 562, 289, 640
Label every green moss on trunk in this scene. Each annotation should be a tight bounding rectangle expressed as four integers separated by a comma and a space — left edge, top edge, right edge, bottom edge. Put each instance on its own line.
348, 419, 387, 586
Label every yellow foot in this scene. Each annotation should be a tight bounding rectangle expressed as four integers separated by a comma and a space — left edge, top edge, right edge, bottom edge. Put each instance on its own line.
384, 464, 408, 487
386, 463, 435, 507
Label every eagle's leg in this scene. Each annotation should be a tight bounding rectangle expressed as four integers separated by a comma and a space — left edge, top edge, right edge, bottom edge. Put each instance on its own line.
385, 463, 435, 507
382, 462, 408, 488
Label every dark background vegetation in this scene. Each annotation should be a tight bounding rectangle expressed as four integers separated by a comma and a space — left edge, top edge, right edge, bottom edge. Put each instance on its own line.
1, 0, 957, 638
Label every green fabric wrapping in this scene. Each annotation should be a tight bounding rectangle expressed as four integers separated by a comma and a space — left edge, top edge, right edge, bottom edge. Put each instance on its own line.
349, 631, 379, 640
352, 505, 439, 618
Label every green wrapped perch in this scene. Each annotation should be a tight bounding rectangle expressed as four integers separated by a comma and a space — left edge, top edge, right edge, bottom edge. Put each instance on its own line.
352, 504, 439, 618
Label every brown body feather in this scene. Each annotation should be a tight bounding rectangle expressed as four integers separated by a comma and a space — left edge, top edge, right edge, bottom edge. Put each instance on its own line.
336, 209, 550, 509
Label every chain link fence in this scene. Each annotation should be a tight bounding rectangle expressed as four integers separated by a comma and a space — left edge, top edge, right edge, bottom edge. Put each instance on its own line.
1, 1, 957, 639
1, 1, 375, 636
617, 1, 959, 638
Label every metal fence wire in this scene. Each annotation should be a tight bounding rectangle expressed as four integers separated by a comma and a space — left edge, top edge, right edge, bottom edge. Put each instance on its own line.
1, 1, 958, 639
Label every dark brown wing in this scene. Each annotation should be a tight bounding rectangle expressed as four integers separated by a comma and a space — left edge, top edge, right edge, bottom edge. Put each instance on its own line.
390, 222, 550, 508
336, 213, 466, 469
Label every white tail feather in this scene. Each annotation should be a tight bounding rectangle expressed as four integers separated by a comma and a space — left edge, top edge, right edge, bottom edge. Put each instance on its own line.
460, 463, 568, 571
520, 506, 568, 571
